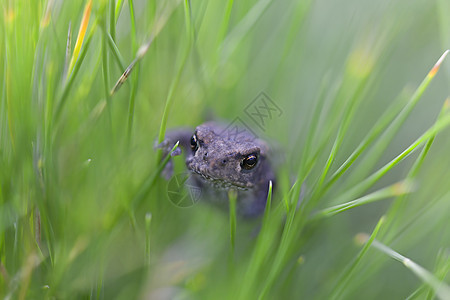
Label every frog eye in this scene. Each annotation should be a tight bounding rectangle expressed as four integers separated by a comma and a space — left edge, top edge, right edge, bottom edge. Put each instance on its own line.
190, 134, 199, 151
241, 153, 258, 170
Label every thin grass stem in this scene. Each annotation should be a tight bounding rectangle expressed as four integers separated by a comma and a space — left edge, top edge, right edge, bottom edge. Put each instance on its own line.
330, 216, 385, 300
368, 239, 450, 299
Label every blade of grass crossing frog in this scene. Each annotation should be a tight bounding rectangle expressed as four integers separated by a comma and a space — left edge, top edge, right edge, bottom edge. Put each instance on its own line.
238, 182, 285, 300
258, 193, 303, 299
263, 180, 273, 223
133, 142, 179, 207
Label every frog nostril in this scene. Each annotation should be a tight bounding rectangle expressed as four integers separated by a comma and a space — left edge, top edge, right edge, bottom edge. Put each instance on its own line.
203, 152, 208, 160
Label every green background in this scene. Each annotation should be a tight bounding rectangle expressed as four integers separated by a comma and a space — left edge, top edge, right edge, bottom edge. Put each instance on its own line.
0, 0, 449, 299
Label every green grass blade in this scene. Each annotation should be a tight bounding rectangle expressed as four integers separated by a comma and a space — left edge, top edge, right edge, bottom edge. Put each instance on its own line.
110, 0, 181, 95
126, 0, 138, 141
258, 190, 305, 299
126, 64, 139, 141
105, 31, 126, 71
263, 180, 273, 223
67, 0, 92, 78
346, 50, 449, 185
216, 0, 234, 46
381, 98, 450, 240
237, 182, 287, 300
406, 286, 427, 300
62, 22, 72, 81
311, 180, 415, 220
330, 216, 386, 300
128, 0, 137, 51
145, 212, 152, 266
314, 72, 370, 192
156, 1, 192, 146
369, 239, 450, 299
426, 250, 450, 300
220, 0, 272, 63
115, 0, 125, 23
333, 111, 450, 205
54, 23, 96, 124
109, 0, 116, 41
295, 75, 330, 172
132, 141, 179, 208
101, 21, 111, 104
326, 91, 408, 189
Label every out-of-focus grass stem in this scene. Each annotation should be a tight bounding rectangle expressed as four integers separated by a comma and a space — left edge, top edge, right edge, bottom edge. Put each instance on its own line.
330, 216, 385, 300
368, 239, 450, 299
126, 0, 138, 142
109, 0, 116, 41
156, 0, 192, 160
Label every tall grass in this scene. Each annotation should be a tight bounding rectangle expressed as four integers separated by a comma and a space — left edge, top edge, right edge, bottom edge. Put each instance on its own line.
1, 0, 450, 299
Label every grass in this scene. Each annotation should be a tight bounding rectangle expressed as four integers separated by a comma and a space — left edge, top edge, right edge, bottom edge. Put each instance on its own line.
1, 0, 450, 299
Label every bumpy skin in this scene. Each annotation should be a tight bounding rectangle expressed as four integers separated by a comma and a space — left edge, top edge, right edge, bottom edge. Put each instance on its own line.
158, 122, 275, 218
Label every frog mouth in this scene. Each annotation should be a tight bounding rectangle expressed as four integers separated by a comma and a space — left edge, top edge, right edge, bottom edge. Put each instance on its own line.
189, 168, 251, 190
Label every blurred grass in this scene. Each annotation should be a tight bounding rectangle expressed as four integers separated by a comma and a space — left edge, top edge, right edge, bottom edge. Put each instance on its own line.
1, 0, 450, 299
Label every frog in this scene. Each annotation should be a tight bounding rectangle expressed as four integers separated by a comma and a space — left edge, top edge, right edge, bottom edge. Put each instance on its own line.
157, 122, 276, 218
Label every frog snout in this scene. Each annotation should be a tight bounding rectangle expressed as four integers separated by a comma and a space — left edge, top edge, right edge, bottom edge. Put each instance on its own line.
186, 156, 208, 171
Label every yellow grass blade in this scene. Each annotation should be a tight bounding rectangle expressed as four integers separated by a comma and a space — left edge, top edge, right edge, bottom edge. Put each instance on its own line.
67, 0, 92, 78
428, 49, 449, 79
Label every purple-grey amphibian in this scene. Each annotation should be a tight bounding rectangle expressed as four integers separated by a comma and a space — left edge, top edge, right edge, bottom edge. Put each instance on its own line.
157, 122, 275, 218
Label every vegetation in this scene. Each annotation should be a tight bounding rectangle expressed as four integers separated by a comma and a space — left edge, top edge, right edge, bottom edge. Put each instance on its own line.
0, 0, 449, 299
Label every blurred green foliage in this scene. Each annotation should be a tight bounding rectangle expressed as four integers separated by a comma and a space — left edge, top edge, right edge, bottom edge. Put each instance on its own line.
0, 0, 449, 299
